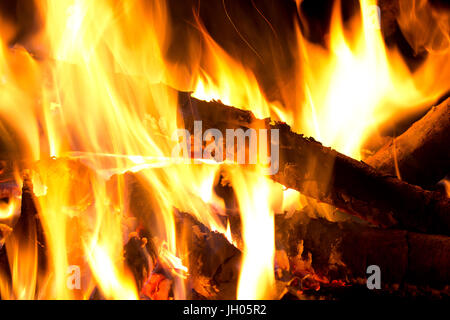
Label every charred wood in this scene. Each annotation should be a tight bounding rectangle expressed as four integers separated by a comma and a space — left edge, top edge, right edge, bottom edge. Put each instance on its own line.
178, 93, 450, 235
0, 176, 46, 299
124, 233, 151, 293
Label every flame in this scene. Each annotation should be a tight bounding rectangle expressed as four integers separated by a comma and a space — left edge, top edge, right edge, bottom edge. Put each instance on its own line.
18, 0, 225, 299
0, 0, 448, 300
225, 219, 233, 245
158, 242, 189, 279
191, 26, 275, 119
192, 0, 449, 160
4, 236, 38, 300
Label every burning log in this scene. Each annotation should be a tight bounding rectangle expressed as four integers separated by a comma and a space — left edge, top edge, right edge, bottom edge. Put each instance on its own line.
178, 93, 450, 235
276, 211, 450, 291
222, 207, 450, 293
214, 201, 450, 291
366, 98, 450, 189
170, 211, 450, 298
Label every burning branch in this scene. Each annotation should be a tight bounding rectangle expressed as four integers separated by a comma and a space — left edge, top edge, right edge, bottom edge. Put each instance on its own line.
178, 93, 450, 235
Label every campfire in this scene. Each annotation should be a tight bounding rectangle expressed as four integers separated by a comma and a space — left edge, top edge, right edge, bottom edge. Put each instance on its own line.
0, 0, 449, 300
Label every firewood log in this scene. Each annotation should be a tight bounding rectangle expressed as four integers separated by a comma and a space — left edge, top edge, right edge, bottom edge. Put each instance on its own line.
276, 211, 450, 290
217, 206, 450, 292
366, 98, 450, 189
167, 209, 450, 298
118, 169, 450, 295
178, 93, 450, 235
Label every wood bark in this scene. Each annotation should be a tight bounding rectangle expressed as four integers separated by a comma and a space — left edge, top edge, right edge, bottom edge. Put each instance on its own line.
178, 93, 450, 235
276, 211, 450, 290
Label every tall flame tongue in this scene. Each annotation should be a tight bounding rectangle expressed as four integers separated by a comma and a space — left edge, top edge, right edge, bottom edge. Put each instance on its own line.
0, 0, 448, 300
296, 0, 450, 159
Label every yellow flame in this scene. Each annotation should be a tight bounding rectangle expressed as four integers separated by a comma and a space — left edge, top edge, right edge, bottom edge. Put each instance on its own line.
191, 18, 275, 119
85, 244, 138, 300
4, 220, 38, 299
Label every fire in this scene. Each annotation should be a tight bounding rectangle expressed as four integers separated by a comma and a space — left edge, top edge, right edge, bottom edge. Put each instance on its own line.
26, 0, 229, 299
189, 0, 450, 299
296, 0, 450, 159
193, 0, 449, 161
4, 236, 38, 300
225, 219, 233, 245
227, 167, 275, 300
0, 0, 448, 300
158, 242, 189, 279
85, 244, 138, 300
0, 198, 17, 221
441, 178, 450, 198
